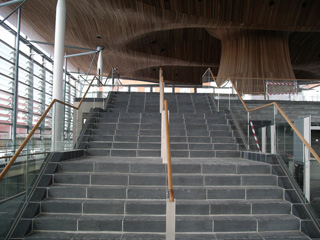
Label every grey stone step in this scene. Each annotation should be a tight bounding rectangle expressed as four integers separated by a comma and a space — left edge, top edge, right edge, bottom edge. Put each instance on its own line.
28, 231, 309, 240
52, 172, 277, 187
170, 150, 241, 158
58, 162, 166, 174
88, 129, 162, 136
115, 136, 138, 142
85, 149, 161, 157
47, 184, 284, 202
48, 185, 167, 200
211, 137, 236, 143
93, 123, 161, 130
207, 186, 284, 200
210, 130, 233, 137
58, 158, 271, 175
87, 142, 113, 148
31, 214, 298, 233
207, 124, 230, 130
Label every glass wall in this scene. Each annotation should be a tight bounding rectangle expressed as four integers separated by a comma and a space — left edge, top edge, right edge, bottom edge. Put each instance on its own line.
0, 20, 79, 157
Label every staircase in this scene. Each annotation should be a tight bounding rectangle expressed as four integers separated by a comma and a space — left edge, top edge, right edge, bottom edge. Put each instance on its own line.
19, 92, 314, 239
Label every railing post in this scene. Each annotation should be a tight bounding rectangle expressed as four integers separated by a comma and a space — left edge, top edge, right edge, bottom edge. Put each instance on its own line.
247, 112, 250, 149
11, 7, 22, 153
261, 127, 266, 153
166, 198, 176, 240
271, 124, 276, 154
161, 108, 167, 163
217, 93, 220, 112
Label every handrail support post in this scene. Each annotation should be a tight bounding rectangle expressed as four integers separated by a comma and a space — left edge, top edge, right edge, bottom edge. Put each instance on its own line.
11, 7, 22, 153
161, 109, 167, 163
166, 198, 176, 240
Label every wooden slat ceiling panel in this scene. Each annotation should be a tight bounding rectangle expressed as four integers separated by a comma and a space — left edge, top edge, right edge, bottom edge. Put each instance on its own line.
1, 0, 320, 85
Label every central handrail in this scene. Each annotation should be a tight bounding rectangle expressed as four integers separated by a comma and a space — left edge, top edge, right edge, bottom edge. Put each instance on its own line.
164, 100, 174, 202
0, 67, 113, 181
160, 72, 174, 202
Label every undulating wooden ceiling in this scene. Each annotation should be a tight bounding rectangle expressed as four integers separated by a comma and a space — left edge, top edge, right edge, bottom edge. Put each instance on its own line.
2, 0, 320, 85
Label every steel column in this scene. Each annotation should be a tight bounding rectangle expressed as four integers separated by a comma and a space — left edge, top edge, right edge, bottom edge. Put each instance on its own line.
0, 0, 23, 7
61, 53, 67, 140
27, 49, 34, 134
40, 57, 46, 144
11, 7, 22, 152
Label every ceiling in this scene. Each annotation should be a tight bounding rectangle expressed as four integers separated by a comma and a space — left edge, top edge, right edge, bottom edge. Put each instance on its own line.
2, 0, 320, 85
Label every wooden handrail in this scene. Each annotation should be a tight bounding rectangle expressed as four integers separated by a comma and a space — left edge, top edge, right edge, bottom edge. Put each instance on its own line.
0, 67, 113, 181
164, 100, 174, 202
206, 70, 320, 163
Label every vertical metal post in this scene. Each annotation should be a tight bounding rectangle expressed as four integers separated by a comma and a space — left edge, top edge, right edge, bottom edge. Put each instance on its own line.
161, 110, 167, 163
304, 116, 311, 201
261, 127, 266, 153
112, 67, 114, 89
11, 7, 22, 153
266, 80, 269, 100
40, 57, 46, 144
271, 125, 276, 154
52, 0, 66, 151
273, 104, 277, 153
228, 93, 231, 110
247, 112, 250, 149
217, 93, 220, 112
27, 48, 34, 134
63, 54, 67, 102
61, 53, 67, 141
159, 68, 163, 113
67, 77, 72, 140
166, 198, 176, 240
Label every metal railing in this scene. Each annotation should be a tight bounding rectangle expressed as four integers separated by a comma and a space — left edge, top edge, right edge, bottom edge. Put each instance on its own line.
0, 68, 113, 181
207, 70, 320, 235
206, 69, 320, 164
228, 78, 320, 163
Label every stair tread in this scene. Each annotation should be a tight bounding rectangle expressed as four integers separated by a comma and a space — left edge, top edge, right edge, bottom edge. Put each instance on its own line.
26, 92, 313, 238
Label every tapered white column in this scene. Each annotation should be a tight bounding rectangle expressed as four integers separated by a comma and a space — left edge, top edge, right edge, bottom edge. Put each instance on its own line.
52, 0, 66, 151
97, 47, 103, 97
